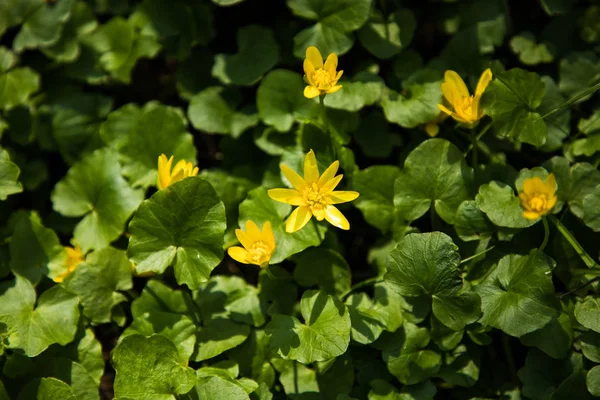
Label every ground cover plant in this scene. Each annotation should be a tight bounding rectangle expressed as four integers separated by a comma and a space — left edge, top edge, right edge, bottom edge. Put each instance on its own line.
2, 0, 600, 398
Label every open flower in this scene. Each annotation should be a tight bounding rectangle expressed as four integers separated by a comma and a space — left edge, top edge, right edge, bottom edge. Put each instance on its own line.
519, 174, 558, 220
53, 243, 84, 283
268, 150, 359, 232
303, 46, 343, 99
438, 68, 492, 126
227, 220, 275, 268
157, 154, 199, 189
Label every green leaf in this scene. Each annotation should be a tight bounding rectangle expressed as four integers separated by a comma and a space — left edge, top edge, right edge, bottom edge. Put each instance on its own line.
0, 148, 22, 200
238, 187, 326, 264
0, 67, 40, 111
9, 211, 65, 284
113, 334, 196, 399
194, 318, 250, 362
345, 293, 387, 344
475, 251, 561, 337
51, 148, 144, 252
100, 102, 196, 188
454, 200, 495, 241
432, 290, 482, 331
212, 0, 246, 5
0, 276, 79, 357
353, 165, 402, 233
266, 290, 351, 363
188, 87, 259, 138
323, 74, 384, 112
510, 32, 554, 65
559, 52, 600, 100
272, 359, 320, 399
581, 6, 600, 44
580, 331, 600, 363
127, 177, 227, 289
382, 322, 442, 385
436, 344, 480, 388
368, 379, 436, 400
257, 69, 316, 132
317, 353, 354, 399
540, 0, 574, 15
27, 356, 99, 400
17, 377, 76, 400
481, 68, 547, 147
475, 181, 536, 228
394, 139, 473, 223
191, 375, 250, 400
212, 25, 279, 86
352, 111, 402, 159
520, 312, 573, 359
575, 297, 600, 334
293, 248, 351, 296
358, 9, 416, 59
587, 366, 600, 397
13, 0, 74, 51
381, 78, 442, 129
289, 0, 372, 57
132, 280, 190, 317
64, 247, 132, 325
582, 186, 600, 232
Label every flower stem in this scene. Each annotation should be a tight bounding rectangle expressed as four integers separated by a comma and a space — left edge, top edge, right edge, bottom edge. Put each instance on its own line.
549, 215, 598, 269
539, 216, 550, 252
470, 128, 478, 167
341, 277, 384, 301
460, 245, 496, 264
319, 94, 329, 134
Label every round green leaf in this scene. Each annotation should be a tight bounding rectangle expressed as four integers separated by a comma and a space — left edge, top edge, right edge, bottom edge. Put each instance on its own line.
0, 148, 22, 200
193, 376, 249, 400
127, 177, 226, 289
394, 139, 473, 223
17, 377, 76, 400
64, 247, 133, 325
475, 251, 561, 337
238, 187, 326, 264
194, 318, 250, 362
0, 67, 40, 111
520, 312, 573, 359
266, 290, 351, 364
345, 293, 387, 344
510, 32, 555, 65
100, 101, 196, 188
51, 148, 144, 252
476, 181, 537, 228
358, 9, 416, 59
559, 52, 600, 100
212, 25, 279, 86
575, 297, 600, 334
432, 290, 482, 331
587, 366, 600, 397
0, 276, 79, 357
293, 248, 351, 296
13, 0, 74, 51
454, 200, 495, 242
582, 186, 600, 231
381, 79, 442, 129
113, 334, 196, 399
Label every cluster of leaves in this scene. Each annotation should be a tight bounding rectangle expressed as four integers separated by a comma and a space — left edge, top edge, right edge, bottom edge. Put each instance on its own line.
2, 0, 600, 399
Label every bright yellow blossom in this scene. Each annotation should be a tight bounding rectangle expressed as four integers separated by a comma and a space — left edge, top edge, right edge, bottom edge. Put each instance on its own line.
268, 150, 359, 232
424, 111, 449, 137
157, 154, 199, 189
227, 220, 276, 268
303, 46, 343, 99
438, 68, 492, 126
519, 174, 558, 220
53, 243, 84, 283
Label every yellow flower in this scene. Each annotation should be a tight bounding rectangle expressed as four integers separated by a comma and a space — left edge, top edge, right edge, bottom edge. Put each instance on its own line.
303, 46, 343, 99
268, 150, 359, 232
438, 68, 492, 126
227, 220, 276, 268
157, 154, 199, 189
53, 243, 84, 283
519, 174, 558, 220
424, 111, 449, 137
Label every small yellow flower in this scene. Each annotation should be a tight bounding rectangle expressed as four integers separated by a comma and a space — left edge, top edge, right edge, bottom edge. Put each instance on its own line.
53, 243, 84, 283
157, 154, 199, 190
303, 46, 343, 99
268, 150, 359, 232
227, 220, 276, 268
519, 174, 558, 220
438, 68, 492, 126
424, 111, 449, 137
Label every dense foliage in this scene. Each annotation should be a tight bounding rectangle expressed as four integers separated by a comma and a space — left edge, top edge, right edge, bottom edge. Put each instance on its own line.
1, 0, 600, 399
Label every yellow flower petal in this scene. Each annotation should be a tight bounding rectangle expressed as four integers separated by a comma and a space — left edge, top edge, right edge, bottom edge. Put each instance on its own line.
262, 221, 276, 250
320, 174, 343, 193
442, 70, 470, 105
437, 104, 471, 125
475, 68, 493, 97
303, 59, 315, 85
304, 85, 321, 99
306, 46, 323, 69
547, 195, 557, 212
425, 121, 440, 137
317, 161, 339, 187
326, 191, 360, 204
157, 154, 173, 189
324, 53, 338, 76
235, 229, 254, 250
280, 164, 307, 190
334, 70, 343, 82
326, 85, 342, 94
267, 188, 306, 206
523, 210, 541, 220
304, 149, 320, 183
312, 207, 326, 221
522, 177, 547, 195
324, 205, 350, 230
546, 173, 557, 192
245, 220, 262, 242
285, 206, 313, 233
228, 246, 250, 264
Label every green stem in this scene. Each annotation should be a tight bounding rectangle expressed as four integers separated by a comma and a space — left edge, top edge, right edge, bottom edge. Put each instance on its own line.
559, 276, 600, 299
460, 246, 496, 264
319, 95, 329, 134
549, 215, 598, 269
502, 334, 519, 386
539, 216, 550, 252
464, 122, 492, 157
536, 80, 600, 122
341, 277, 384, 301
471, 128, 478, 167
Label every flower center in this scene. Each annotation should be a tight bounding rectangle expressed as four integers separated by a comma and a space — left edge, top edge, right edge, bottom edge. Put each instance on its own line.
249, 241, 271, 265
303, 183, 327, 212
528, 195, 548, 212
456, 96, 475, 119
311, 69, 333, 90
